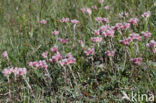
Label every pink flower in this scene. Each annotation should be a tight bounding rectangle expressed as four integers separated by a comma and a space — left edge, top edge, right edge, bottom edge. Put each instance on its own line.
102, 29, 115, 37
95, 17, 103, 23
105, 51, 115, 57
99, 25, 110, 32
41, 51, 48, 58
95, 17, 109, 23
80, 8, 92, 15
98, 0, 104, 4
114, 23, 123, 30
90, 37, 102, 43
17, 68, 27, 76
29, 61, 38, 68
49, 52, 62, 63
29, 60, 48, 70
51, 30, 59, 35
66, 53, 73, 58
59, 53, 76, 66
113, 22, 130, 30
2, 67, 27, 77
58, 38, 69, 44
146, 40, 156, 48
120, 37, 133, 46
60, 17, 69, 23
2, 68, 12, 76
129, 18, 139, 25
91, 5, 97, 10
104, 6, 110, 10
141, 31, 151, 39
84, 48, 95, 56
94, 30, 100, 35
1, 51, 8, 59
146, 40, 156, 53
130, 57, 142, 65
121, 22, 130, 30
102, 18, 109, 23
71, 19, 80, 24
142, 11, 151, 18
50, 46, 58, 52
40, 19, 47, 24
130, 33, 142, 41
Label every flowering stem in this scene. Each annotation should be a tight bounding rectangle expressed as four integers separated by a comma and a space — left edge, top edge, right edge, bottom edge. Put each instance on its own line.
45, 69, 52, 82
68, 65, 81, 95
63, 66, 72, 87
23, 76, 34, 97
7, 76, 11, 99
73, 24, 77, 46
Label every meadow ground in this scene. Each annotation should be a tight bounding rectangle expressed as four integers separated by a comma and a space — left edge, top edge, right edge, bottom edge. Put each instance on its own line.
0, 0, 156, 102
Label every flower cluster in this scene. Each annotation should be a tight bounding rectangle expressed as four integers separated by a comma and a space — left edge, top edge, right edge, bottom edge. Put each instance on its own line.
57, 38, 69, 44
49, 52, 62, 63
42, 51, 48, 58
105, 51, 115, 57
40, 19, 47, 24
146, 40, 156, 53
91, 5, 97, 10
114, 22, 130, 30
84, 48, 95, 56
129, 18, 139, 25
50, 46, 58, 52
29, 60, 48, 70
120, 37, 133, 46
141, 31, 151, 39
80, 8, 92, 15
130, 57, 142, 65
90, 37, 102, 43
141, 11, 151, 18
130, 33, 141, 41
95, 17, 109, 23
59, 53, 76, 66
98, 25, 115, 37
2, 67, 27, 77
71, 19, 80, 24
120, 33, 141, 46
1, 51, 8, 59
51, 30, 59, 35
60, 17, 69, 23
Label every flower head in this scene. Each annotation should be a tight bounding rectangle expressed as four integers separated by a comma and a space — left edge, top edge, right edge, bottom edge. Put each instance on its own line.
129, 18, 139, 25
51, 30, 59, 35
91, 5, 97, 10
42, 51, 48, 58
141, 31, 151, 39
130, 33, 141, 41
84, 48, 95, 56
90, 37, 102, 43
58, 38, 69, 44
142, 11, 151, 18
130, 57, 142, 65
50, 46, 58, 52
2, 51, 8, 59
71, 19, 80, 24
60, 17, 69, 23
40, 19, 47, 24
81, 8, 92, 15
104, 6, 110, 10
105, 51, 115, 57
